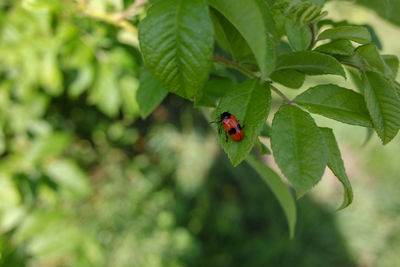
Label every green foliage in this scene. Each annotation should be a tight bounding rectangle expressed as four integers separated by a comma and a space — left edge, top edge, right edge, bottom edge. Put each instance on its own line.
318, 26, 371, 44
213, 79, 271, 166
276, 51, 346, 77
138, 0, 214, 100
294, 84, 372, 127
246, 155, 296, 238
1, 0, 400, 253
271, 105, 328, 198
208, 0, 276, 78
320, 128, 353, 210
362, 71, 400, 144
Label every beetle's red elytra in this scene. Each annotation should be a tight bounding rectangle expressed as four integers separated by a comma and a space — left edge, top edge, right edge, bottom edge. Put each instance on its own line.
213, 112, 244, 142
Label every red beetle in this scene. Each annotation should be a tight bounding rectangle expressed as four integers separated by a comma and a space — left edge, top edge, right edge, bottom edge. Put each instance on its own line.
213, 112, 244, 142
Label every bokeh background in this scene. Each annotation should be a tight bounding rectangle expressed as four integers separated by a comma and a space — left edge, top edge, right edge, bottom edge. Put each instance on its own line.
0, 0, 400, 266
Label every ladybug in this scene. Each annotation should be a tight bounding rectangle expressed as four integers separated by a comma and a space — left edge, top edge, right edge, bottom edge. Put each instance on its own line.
212, 112, 244, 142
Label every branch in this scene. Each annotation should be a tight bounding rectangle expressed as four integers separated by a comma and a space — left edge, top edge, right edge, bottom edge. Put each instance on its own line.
213, 56, 294, 105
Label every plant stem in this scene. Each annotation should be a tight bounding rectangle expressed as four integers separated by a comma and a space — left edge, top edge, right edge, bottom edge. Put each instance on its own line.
308, 23, 317, 50
213, 56, 294, 105
213, 56, 258, 78
270, 85, 295, 105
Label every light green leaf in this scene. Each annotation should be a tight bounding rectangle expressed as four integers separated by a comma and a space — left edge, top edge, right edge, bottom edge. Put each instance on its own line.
137, 68, 168, 118
214, 79, 271, 166
256, 138, 271, 155
139, 0, 214, 100
276, 51, 346, 78
362, 71, 400, 144
208, 0, 276, 79
25, 133, 71, 165
210, 9, 253, 62
315, 39, 354, 56
270, 69, 305, 89
318, 26, 371, 44
44, 159, 92, 197
320, 127, 353, 210
382, 55, 399, 79
271, 105, 328, 198
356, 44, 389, 75
69, 66, 93, 98
246, 154, 296, 238
119, 76, 140, 118
294, 84, 373, 127
285, 19, 311, 51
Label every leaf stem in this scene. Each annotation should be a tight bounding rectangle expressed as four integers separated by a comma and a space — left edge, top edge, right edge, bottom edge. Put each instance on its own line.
213, 56, 258, 79
308, 23, 317, 50
213, 56, 294, 105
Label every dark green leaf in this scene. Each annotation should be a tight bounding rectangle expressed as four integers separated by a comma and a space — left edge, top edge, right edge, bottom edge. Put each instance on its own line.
194, 77, 236, 107
271, 105, 328, 198
318, 26, 371, 44
362, 71, 400, 144
139, 0, 214, 99
246, 154, 296, 238
285, 19, 311, 51
276, 51, 346, 77
137, 68, 168, 119
270, 69, 305, 89
382, 55, 399, 79
260, 122, 271, 138
320, 127, 353, 210
210, 9, 253, 62
294, 84, 373, 127
314, 39, 354, 56
356, 44, 390, 76
214, 79, 271, 166
208, 0, 276, 79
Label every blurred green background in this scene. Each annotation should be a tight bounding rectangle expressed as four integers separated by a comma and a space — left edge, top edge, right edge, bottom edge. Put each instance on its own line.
0, 0, 400, 266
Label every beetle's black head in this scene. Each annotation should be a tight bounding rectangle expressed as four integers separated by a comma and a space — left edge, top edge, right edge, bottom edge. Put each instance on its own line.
220, 112, 231, 120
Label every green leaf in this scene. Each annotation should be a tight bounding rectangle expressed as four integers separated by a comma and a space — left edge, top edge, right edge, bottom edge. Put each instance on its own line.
214, 79, 271, 166
210, 9, 253, 62
320, 127, 353, 210
285, 19, 311, 51
362, 71, 400, 144
137, 68, 168, 119
318, 26, 371, 44
119, 76, 140, 118
246, 154, 296, 238
276, 51, 346, 78
356, 44, 389, 75
69, 66, 93, 98
314, 39, 354, 56
271, 105, 328, 198
254, 0, 279, 42
382, 55, 399, 79
194, 77, 236, 107
294, 84, 373, 127
139, 0, 214, 100
25, 133, 71, 165
208, 0, 276, 79
270, 69, 305, 89
256, 138, 271, 155
44, 159, 92, 197
260, 122, 271, 138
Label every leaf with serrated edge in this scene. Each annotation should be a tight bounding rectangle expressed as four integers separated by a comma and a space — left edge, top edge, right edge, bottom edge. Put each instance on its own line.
294, 84, 372, 127
214, 79, 271, 166
271, 105, 328, 198
356, 44, 389, 75
362, 71, 400, 144
276, 51, 346, 78
320, 127, 353, 210
246, 155, 296, 238
139, 0, 214, 100
318, 26, 371, 44
208, 0, 276, 78
271, 69, 305, 89
315, 39, 354, 56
